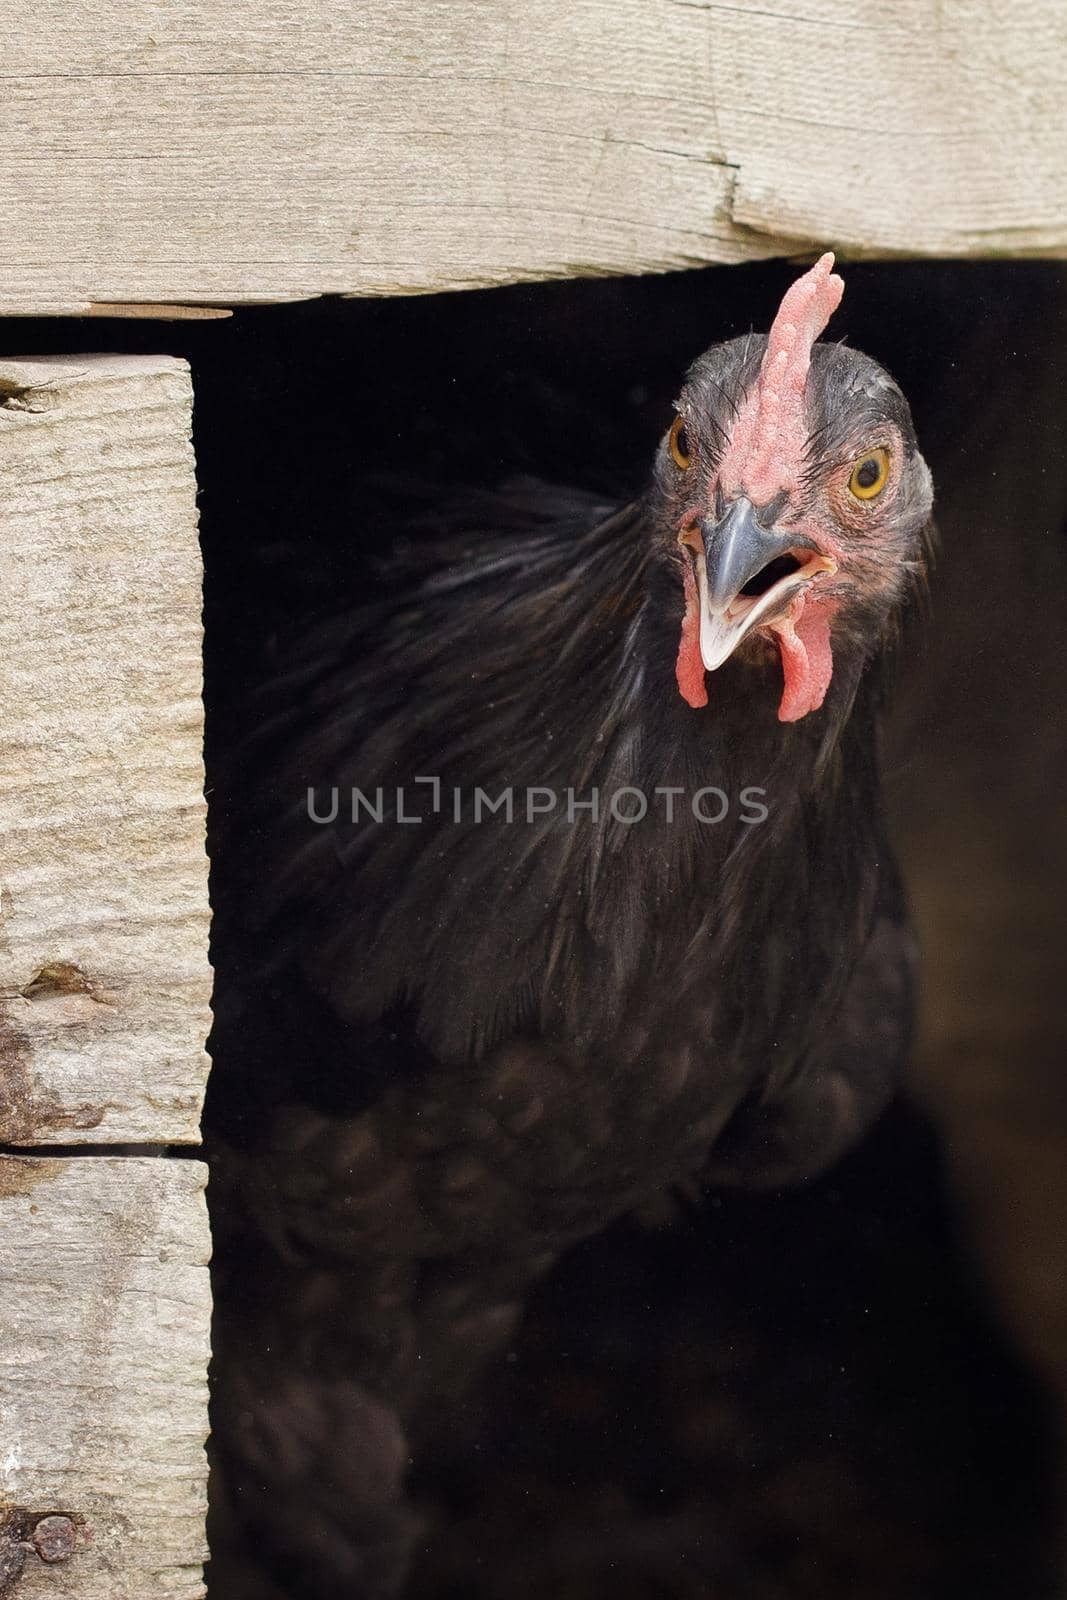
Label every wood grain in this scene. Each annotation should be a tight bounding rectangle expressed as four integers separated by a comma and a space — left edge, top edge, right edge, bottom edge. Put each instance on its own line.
0, 354, 209, 1145
0, 1156, 210, 1598
0, 0, 1064, 315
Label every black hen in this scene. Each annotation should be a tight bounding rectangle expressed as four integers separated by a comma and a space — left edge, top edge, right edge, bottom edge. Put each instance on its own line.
209, 255, 934, 1598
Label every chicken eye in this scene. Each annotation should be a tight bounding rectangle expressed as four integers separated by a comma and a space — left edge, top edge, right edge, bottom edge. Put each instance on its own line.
669, 415, 692, 470
849, 447, 890, 500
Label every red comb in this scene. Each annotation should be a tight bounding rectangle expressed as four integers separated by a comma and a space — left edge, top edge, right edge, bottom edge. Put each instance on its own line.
717, 252, 845, 505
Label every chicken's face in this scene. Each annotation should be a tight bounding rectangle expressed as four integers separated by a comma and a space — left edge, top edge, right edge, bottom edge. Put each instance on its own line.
653, 254, 933, 721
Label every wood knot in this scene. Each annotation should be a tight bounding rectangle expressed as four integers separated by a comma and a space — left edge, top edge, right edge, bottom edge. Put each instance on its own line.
19, 963, 96, 1002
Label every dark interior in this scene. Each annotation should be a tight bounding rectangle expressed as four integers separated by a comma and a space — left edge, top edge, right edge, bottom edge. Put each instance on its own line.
7, 259, 1065, 1597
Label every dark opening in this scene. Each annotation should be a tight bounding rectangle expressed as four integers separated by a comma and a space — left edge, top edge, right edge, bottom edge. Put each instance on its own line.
740, 552, 803, 597
7, 259, 1065, 1598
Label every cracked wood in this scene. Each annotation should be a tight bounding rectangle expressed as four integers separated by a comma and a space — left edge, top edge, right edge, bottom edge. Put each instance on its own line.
0, 1156, 210, 1598
0, 355, 209, 1145
0, 0, 1064, 314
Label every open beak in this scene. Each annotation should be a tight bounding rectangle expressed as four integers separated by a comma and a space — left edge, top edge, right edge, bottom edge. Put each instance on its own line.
686, 497, 836, 671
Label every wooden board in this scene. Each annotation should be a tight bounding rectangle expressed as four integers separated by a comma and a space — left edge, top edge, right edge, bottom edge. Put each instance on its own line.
0, 0, 1064, 315
0, 1156, 210, 1598
0, 354, 209, 1145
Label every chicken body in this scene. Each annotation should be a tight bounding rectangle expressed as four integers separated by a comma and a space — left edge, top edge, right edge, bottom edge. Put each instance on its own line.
209, 260, 933, 1597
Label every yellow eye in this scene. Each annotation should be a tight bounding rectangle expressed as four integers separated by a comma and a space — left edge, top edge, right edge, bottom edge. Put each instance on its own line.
849, 446, 891, 500
669, 414, 692, 470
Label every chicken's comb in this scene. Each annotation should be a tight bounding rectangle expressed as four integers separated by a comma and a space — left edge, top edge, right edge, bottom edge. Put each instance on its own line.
718, 252, 845, 505
759, 251, 844, 420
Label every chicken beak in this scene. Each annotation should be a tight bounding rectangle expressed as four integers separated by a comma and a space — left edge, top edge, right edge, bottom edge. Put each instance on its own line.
693, 497, 824, 671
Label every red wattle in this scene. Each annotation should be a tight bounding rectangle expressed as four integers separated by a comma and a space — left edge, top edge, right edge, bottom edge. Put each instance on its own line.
772, 594, 835, 722
676, 562, 708, 708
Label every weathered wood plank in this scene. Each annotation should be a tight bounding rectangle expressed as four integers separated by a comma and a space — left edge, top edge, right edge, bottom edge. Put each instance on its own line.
0, 355, 209, 1145
0, 0, 1064, 315
0, 1156, 210, 1598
